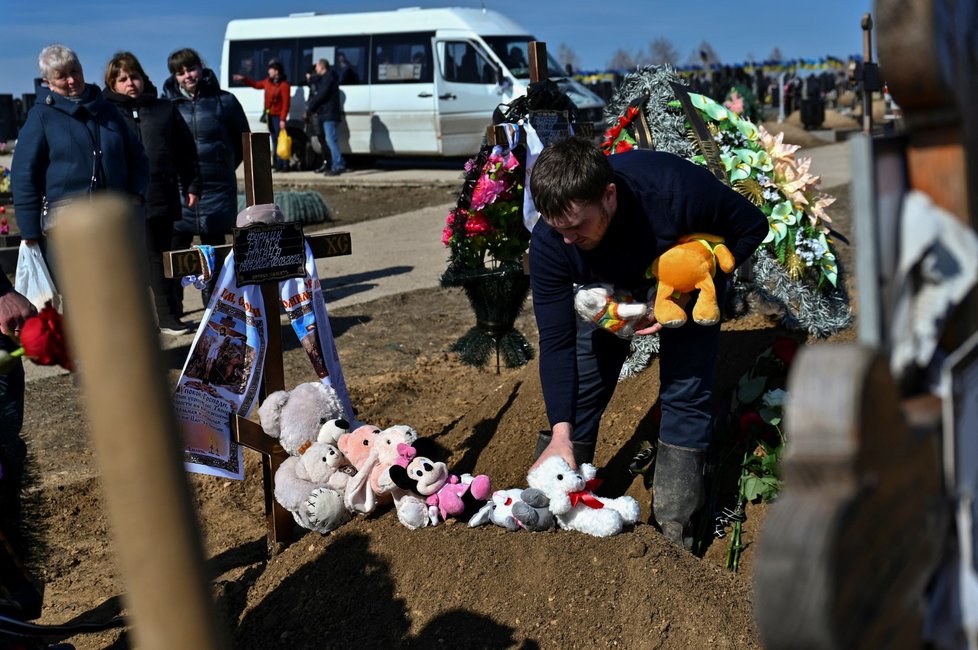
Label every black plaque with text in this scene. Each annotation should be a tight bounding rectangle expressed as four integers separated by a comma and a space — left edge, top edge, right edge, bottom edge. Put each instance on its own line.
232, 222, 306, 286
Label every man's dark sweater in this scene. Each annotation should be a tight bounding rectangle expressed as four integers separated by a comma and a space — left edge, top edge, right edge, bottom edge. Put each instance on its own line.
529, 149, 769, 429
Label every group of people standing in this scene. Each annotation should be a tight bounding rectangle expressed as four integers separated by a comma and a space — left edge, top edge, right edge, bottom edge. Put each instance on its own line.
232, 56, 350, 177
10, 44, 250, 334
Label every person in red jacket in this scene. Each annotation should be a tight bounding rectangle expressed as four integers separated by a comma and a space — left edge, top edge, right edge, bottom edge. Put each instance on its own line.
233, 60, 291, 171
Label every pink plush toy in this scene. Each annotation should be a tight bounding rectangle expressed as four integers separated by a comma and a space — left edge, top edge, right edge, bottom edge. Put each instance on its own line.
344, 424, 418, 514
388, 440, 491, 524
337, 424, 379, 470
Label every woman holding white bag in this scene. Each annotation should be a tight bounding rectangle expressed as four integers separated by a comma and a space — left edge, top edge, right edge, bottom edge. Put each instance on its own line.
10, 44, 149, 285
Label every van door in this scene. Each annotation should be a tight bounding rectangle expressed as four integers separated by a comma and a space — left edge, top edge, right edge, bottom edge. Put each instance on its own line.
434, 39, 503, 156
368, 33, 438, 155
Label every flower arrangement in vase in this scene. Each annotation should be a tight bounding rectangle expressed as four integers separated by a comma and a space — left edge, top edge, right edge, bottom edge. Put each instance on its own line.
440, 141, 534, 370
442, 145, 529, 276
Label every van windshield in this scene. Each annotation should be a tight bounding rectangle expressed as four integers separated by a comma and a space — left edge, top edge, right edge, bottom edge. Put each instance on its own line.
482, 36, 567, 80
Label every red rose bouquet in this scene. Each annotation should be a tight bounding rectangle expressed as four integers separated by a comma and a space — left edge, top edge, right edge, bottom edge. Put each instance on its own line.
0, 302, 72, 373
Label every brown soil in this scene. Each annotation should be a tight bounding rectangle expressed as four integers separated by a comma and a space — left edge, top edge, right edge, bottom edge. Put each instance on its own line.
12, 132, 854, 649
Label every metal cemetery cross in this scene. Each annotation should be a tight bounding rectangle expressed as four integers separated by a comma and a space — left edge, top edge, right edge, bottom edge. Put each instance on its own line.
164, 133, 352, 551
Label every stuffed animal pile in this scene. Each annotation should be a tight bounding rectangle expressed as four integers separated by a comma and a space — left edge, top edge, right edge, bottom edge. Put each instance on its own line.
258, 382, 353, 533
258, 382, 640, 539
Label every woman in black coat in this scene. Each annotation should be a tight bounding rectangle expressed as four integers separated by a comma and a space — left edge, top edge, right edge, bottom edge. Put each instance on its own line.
104, 51, 201, 334
162, 48, 250, 313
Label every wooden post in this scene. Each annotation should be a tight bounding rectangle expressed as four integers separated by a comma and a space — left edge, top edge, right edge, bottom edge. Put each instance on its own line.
53, 195, 228, 650
232, 134, 295, 550
528, 41, 547, 85
755, 0, 978, 646
164, 133, 352, 553
861, 14, 875, 135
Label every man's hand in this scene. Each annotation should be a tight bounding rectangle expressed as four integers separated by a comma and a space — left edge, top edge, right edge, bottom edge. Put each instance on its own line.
0, 288, 37, 338
186, 193, 199, 208
633, 314, 662, 336
529, 423, 576, 473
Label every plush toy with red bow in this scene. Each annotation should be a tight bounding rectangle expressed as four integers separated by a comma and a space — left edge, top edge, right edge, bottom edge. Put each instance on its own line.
526, 456, 640, 537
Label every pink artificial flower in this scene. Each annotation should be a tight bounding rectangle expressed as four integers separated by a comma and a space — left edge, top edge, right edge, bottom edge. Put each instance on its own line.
470, 175, 507, 211
724, 91, 745, 115
501, 152, 519, 172
441, 225, 453, 246
463, 158, 478, 174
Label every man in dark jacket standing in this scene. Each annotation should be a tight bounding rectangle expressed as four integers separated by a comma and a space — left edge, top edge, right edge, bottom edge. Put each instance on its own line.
162, 48, 249, 313
304, 59, 346, 176
527, 137, 768, 551
104, 51, 201, 334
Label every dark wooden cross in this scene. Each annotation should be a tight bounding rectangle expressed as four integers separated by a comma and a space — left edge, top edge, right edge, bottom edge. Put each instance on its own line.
753, 2, 978, 646
164, 133, 352, 552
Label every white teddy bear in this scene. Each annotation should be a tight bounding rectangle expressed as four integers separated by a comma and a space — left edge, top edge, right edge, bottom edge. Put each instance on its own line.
573, 283, 652, 339
257, 382, 353, 534
526, 456, 641, 537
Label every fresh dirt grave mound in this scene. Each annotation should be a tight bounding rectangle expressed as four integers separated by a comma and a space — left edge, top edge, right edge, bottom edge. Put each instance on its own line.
26, 288, 788, 650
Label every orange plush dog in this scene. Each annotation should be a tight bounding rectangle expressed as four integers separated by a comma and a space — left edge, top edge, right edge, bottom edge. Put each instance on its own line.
646, 233, 735, 327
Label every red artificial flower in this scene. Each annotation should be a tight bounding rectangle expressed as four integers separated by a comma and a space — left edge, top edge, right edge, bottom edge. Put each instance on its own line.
771, 337, 800, 367
464, 211, 494, 236
20, 303, 72, 370
739, 412, 765, 435
606, 123, 623, 140
614, 139, 634, 154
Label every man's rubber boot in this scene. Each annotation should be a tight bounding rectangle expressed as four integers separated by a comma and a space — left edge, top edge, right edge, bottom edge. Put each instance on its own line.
651, 440, 706, 551
533, 431, 551, 461
572, 441, 596, 466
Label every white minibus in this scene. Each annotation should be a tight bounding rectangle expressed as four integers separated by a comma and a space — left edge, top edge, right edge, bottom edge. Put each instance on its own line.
221, 6, 605, 164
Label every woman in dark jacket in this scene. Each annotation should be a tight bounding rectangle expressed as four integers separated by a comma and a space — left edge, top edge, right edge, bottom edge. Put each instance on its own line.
162, 48, 249, 312
104, 51, 201, 335
11, 44, 149, 273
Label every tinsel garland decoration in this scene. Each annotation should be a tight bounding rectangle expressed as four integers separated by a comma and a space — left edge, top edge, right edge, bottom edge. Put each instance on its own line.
619, 334, 660, 381
600, 64, 852, 381
749, 248, 853, 338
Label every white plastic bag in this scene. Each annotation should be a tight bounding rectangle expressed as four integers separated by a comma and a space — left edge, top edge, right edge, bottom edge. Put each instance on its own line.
14, 241, 60, 311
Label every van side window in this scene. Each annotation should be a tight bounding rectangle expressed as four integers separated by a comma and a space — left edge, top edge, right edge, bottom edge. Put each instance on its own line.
228, 39, 296, 86
441, 42, 495, 84
298, 36, 368, 86
371, 33, 434, 84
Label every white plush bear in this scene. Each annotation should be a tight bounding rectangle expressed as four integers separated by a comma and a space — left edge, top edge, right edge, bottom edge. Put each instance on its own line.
257, 382, 348, 456
257, 382, 353, 534
573, 283, 652, 339
299, 440, 356, 492
526, 456, 641, 537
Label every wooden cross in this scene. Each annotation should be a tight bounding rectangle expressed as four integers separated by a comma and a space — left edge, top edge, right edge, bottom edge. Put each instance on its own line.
164, 133, 352, 552
753, 2, 978, 646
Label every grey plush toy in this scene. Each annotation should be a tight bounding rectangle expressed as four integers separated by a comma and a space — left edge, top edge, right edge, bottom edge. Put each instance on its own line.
468, 487, 556, 532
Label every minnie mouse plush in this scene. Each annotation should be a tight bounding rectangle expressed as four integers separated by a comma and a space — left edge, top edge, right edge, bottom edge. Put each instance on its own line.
388, 439, 491, 525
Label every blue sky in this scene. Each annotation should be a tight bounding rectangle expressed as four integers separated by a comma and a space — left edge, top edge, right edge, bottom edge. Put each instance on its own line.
1, 0, 872, 96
